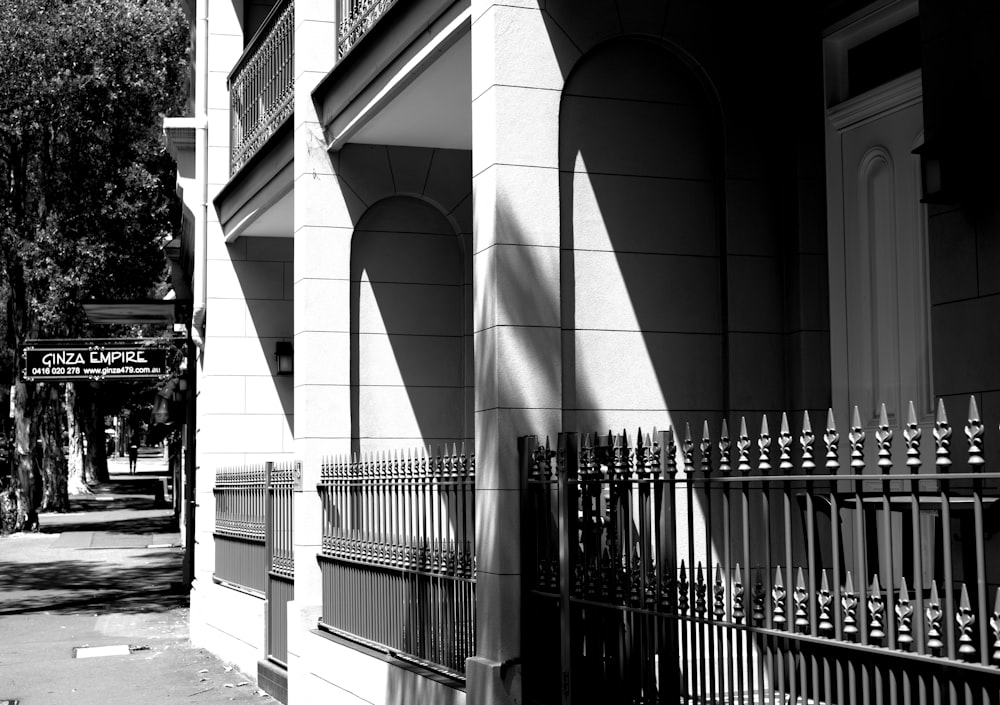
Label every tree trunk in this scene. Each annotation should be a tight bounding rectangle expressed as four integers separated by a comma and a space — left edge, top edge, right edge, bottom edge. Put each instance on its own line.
84, 383, 108, 483
1, 379, 39, 533
76, 384, 98, 485
65, 382, 91, 495
39, 384, 68, 512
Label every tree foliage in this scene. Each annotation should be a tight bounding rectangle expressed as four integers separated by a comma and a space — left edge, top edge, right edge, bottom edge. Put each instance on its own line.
0, 0, 188, 530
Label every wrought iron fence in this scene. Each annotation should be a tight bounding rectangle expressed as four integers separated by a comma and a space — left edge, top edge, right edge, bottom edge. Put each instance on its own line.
317, 445, 476, 677
338, 0, 399, 59
521, 397, 1000, 705
214, 464, 267, 594
228, 0, 294, 175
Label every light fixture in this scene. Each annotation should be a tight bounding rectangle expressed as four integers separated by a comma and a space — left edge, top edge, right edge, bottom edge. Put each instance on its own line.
274, 341, 293, 376
914, 140, 950, 204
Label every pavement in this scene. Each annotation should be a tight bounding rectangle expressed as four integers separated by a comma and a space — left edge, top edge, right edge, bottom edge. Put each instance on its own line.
0, 451, 277, 705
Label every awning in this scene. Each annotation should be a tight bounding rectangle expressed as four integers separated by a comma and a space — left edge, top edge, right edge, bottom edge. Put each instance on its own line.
82, 299, 190, 326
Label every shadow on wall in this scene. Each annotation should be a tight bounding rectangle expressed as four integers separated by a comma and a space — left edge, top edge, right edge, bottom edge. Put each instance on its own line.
232, 236, 295, 438
509, 13, 736, 703
345, 163, 474, 454
560, 36, 727, 438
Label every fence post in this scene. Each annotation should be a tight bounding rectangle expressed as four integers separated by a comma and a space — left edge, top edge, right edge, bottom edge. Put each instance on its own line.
519, 434, 536, 612
657, 428, 679, 703
557, 432, 578, 705
264, 460, 274, 657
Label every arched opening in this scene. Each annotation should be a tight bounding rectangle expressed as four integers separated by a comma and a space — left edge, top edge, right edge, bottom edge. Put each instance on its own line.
560, 37, 726, 435
350, 196, 471, 453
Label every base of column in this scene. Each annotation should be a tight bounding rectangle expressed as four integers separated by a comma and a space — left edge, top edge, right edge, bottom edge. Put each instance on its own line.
465, 656, 522, 705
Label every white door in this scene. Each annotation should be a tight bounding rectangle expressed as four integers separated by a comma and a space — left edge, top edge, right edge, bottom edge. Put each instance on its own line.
824, 0, 932, 429
828, 81, 932, 427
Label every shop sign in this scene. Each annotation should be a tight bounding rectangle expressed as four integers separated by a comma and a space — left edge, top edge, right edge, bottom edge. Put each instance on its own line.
22, 344, 172, 382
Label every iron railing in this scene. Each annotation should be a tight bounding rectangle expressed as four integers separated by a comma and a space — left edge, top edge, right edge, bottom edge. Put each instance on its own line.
228, 0, 294, 175
522, 397, 1000, 705
317, 445, 476, 677
214, 464, 267, 594
338, 0, 399, 59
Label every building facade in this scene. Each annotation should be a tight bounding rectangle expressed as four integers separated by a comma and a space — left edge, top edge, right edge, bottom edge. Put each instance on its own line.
163, 0, 1000, 702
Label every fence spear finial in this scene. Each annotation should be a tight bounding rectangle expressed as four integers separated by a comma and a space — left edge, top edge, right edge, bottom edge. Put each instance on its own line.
800, 411, 815, 472
612, 430, 628, 478
778, 412, 793, 471
966, 395, 984, 468
714, 564, 726, 619
683, 423, 694, 475
793, 567, 809, 630
957, 583, 976, 656
897, 576, 913, 646
934, 398, 952, 470
849, 406, 865, 470
758, 414, 772, 472
665, 426, 677, 477
737, 417, 751, 474
824, 408, 840, 470
772, 565, 786, 627
868, 574, 885, 641
818, 569, 833, 633
719, 418, 731, 473
904, 401, 921, 469
842, 571, 858, 637
876, 403, 892, 472
700, 420, 712, 474
732, 563, 745, 624
927, 580, 944, 650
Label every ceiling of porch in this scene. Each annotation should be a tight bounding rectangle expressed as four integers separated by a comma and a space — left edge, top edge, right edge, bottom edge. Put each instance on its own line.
346, 31, 471, 150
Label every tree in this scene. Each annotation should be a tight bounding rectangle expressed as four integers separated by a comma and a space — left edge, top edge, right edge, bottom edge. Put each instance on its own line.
0, 0, 188, 531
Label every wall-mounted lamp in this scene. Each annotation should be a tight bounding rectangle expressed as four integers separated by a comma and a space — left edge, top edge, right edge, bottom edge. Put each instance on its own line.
274, 341, 294, 376
914, 140, 951, 204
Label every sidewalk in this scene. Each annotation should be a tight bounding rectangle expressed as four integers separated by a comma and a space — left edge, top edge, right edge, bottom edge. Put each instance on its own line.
0, 454, 277, 705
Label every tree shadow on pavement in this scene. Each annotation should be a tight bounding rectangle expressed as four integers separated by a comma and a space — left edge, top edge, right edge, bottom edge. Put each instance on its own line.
41, 494, 153, 514
0, 549, 186, 615
38, 513, 179, 535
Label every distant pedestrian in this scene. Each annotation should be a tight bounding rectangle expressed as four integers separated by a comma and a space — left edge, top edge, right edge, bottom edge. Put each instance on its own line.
128, 443, 138, 474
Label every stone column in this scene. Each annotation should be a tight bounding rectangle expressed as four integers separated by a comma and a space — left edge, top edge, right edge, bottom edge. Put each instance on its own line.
467, 3, 571, 703
289, 1, 348, 702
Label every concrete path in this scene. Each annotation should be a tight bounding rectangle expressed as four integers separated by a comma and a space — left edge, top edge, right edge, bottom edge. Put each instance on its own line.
0, 454, 276, 705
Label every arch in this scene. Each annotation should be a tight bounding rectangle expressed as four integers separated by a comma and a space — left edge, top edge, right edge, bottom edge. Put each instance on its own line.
350, 195, 473, 453
559, 35, 727, 435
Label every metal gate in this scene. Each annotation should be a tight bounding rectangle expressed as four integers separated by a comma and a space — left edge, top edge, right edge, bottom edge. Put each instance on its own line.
521, 398, 1000, 705
265, 460, 296, 667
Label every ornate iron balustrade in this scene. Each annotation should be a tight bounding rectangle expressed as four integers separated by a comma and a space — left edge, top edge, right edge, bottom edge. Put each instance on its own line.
317, 444, 476, 678
214, 463, 267, 593
228, 0, 294, 176
522, 397, 1000, 705
338, 0, 399, 59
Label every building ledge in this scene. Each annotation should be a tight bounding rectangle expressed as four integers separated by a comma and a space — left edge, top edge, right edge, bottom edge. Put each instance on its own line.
314, 0, 470, 151
310, 626, 467, 692
212, 117, 293, 242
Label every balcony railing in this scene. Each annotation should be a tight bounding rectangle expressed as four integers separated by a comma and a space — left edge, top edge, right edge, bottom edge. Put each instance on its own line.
338, 0, 399, 59
228, 0, 294, 176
